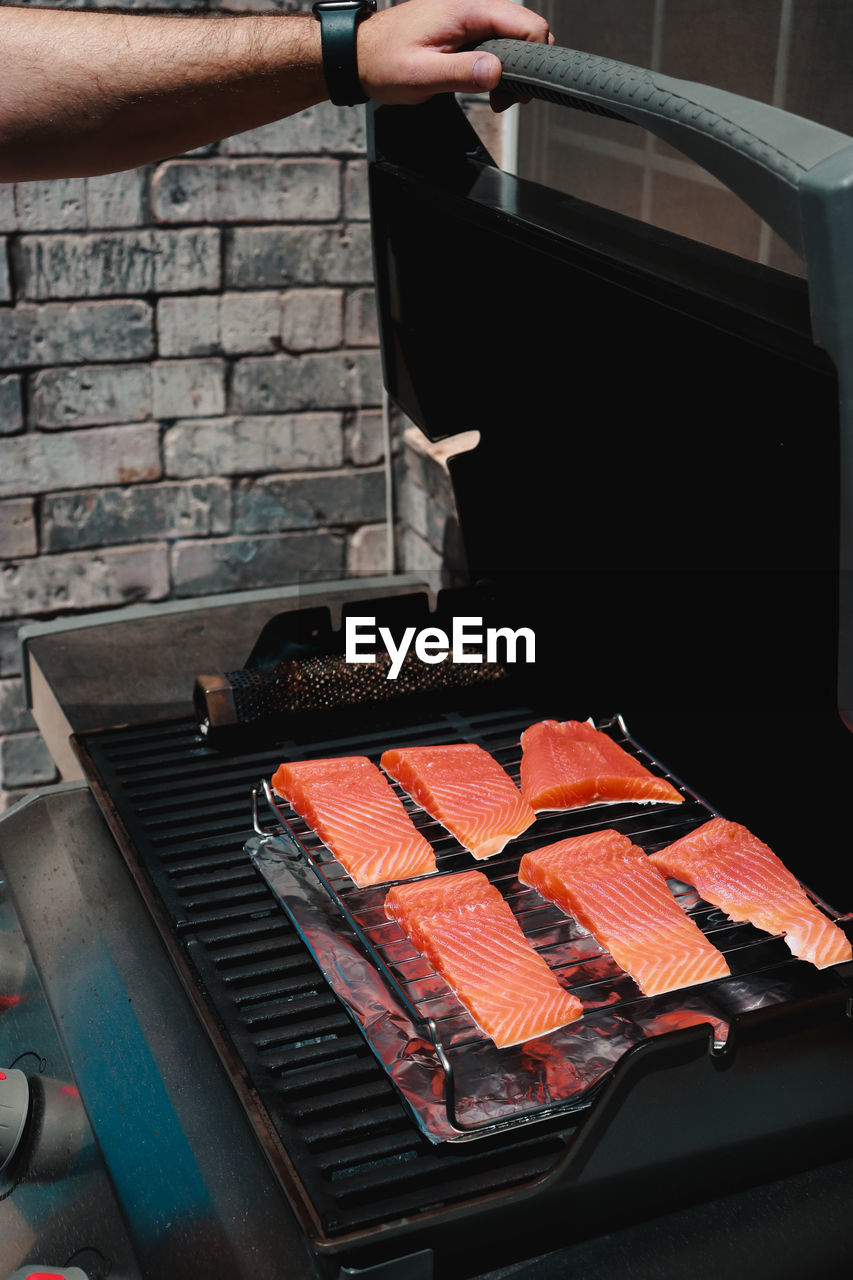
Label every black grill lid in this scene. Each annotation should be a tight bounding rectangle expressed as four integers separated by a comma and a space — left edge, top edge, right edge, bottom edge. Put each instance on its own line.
366, 53, 853, 730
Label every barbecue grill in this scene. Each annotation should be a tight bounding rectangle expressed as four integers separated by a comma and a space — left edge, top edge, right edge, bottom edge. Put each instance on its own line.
3, 42, 853, 1280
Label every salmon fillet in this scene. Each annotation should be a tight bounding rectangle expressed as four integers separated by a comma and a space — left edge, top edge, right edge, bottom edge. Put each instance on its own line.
380, 744, 536, 860
271, 755, 437, 888
519, 831, 730, 996
385, 871, 583, 1047
650, 818, 852, 969
520, 720, 683, 811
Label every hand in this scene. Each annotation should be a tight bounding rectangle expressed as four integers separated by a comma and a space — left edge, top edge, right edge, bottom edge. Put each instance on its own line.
357, 0, 553, 111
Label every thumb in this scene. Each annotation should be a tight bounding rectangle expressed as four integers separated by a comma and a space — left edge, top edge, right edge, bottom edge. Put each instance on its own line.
470, 51, 504, 92
423, 49, 503, 95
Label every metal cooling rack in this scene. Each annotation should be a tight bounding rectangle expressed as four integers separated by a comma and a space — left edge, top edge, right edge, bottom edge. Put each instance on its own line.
249, 713, 841, 1143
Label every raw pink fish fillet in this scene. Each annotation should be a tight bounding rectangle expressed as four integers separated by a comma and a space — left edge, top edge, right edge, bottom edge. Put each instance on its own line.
520, 719, 683, 811
519, 831, 730, 996
381, 743, 535, 860
650, 818, 852, 969
271, 755, 437, 888
385, 871, 583, 1048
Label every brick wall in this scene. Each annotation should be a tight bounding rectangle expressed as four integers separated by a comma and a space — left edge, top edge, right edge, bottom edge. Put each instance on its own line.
0, 4, 395, 809
0, 0, 510, 811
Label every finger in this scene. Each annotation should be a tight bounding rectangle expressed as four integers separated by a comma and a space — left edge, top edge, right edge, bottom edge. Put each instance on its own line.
490, 85, 525, 113
467, 0, 551, 44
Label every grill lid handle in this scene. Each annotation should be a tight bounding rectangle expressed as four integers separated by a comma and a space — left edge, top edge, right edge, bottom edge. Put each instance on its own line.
478, 40, 852, 260
480, 39, 853, 732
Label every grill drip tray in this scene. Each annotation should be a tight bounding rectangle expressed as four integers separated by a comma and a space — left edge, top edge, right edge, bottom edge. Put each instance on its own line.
74, 704, 853, 1252
252, 714, 848, 1144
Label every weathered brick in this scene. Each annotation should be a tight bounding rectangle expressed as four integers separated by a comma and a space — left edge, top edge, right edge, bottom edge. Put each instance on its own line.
0, 185, 15, 233
225, 101, 366, 156
348, 523, 391, 575
226, 225, 374, 288
16, 179, 87, 231
399, 525, 444, 576
344, 159, 370, 221
0, 677, 35, 734
172, 531, 345, 597
0, 376, 23, 435
344, 288, 379, 346
15, 229, 220, 299
32, 363, 153, 428
348, 409, 385, 466
0, 621, 30, 677
86, 169, 147, 228
214, 0, 301, 12
0, 543, 170, 618
220, 292, 282, 355
280, 289, 343, 352
164, 413, 343, 478
0, 238, 9, 303
232, 468, 386, 534
152, 159, 340, 223
152, 359, 226, 419
41, 479, 230, 551
157, 295, 221, 358
0, 788, 31, 813
0, 499, 37, 558
0, 732, 58, 788
83, 0, 199, 8
0, 301, 153, 367
403, 474, 431, 544
0, 424, 162, 499
230, 350, 382, 414
399, 437, 429, 495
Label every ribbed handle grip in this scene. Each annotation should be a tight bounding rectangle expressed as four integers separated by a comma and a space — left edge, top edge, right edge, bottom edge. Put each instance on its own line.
478, 39, 853, 256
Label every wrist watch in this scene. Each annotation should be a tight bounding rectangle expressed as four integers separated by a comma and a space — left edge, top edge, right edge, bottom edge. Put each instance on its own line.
312, 0, 377, 107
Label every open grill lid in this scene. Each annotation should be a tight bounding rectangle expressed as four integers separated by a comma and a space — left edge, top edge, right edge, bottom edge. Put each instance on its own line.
366, 44, 853, 733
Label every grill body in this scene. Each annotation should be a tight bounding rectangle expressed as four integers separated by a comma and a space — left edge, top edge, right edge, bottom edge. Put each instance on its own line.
4, 52, 853, 1280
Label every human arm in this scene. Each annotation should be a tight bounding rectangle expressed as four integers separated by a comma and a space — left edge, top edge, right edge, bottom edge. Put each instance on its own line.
0, 0, 551, 181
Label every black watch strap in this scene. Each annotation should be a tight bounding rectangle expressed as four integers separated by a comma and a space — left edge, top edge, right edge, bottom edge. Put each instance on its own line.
312, 0, 377, 107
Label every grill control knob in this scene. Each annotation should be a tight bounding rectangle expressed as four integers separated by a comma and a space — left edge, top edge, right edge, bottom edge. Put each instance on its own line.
0, 1068, 30, 1175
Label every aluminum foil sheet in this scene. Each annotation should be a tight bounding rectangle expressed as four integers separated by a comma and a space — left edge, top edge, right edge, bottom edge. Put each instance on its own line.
246, 826, 806, 1145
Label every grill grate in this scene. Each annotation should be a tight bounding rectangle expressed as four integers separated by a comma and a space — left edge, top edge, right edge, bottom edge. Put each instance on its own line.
258, 715, 827, 1142
76, 704, 601, 1239
74, 703, 849, 1246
